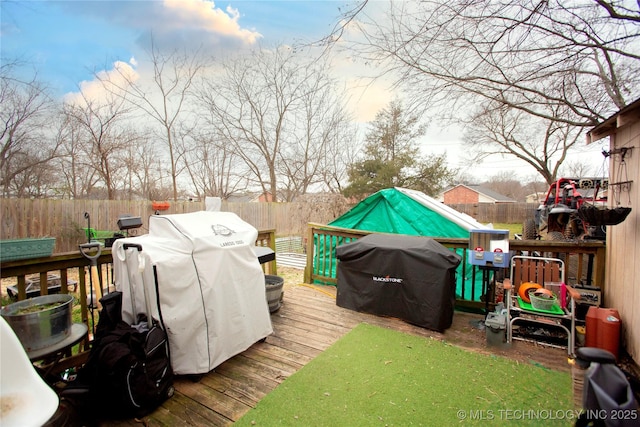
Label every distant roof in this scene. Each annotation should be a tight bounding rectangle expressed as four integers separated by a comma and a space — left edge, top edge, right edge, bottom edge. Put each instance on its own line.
445, 184, 516, 203
468, 185, 516, 202
587, 97, 640, 144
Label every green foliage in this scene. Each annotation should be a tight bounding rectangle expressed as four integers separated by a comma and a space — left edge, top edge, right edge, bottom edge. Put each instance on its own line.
404, 152, 456, 195
344, 101, 455, 200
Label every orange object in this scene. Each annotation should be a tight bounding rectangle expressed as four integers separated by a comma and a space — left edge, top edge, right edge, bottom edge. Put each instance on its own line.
518, 282, 542, 303
585, 307, 621, 360
152, 201, 170, 211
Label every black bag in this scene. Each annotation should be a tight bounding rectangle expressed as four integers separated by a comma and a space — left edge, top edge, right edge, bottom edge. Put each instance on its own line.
71, 244, 174, 420
76, 291, 174, 419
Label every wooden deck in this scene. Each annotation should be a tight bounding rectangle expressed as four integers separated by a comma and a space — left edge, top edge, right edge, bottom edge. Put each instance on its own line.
99, 284, 571, 426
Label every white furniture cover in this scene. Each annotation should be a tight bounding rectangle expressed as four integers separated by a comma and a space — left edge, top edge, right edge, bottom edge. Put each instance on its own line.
112, 211, 273, 375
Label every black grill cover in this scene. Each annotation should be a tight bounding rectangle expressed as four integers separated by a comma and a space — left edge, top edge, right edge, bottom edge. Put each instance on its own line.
335, 234, 461, 332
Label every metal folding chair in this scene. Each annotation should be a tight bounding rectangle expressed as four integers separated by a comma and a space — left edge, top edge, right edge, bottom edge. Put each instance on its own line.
504, 255, 581, 355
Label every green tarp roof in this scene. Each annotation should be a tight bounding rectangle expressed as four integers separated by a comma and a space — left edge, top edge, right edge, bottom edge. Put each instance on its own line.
324, 188, 491, 302
330, 187, 487, 237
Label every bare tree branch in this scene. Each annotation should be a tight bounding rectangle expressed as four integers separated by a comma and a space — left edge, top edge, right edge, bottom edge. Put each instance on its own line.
97, 38, 207, 201
0, 62, 60, 197
198, 46, 353, 201
335, 0, 639, 182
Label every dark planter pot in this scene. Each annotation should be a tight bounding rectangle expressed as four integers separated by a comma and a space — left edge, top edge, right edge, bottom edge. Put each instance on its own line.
265, 275, 284, 313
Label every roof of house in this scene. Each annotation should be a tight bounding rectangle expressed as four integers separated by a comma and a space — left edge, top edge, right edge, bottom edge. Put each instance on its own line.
444, 184, 516, 203
587, 97, 640, 144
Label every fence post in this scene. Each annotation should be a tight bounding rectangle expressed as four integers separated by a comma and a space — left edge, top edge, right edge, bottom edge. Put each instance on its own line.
304, 224, 315, 284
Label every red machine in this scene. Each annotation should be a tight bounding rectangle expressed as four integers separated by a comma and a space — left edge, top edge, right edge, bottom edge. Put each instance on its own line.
522, 177, 610, 241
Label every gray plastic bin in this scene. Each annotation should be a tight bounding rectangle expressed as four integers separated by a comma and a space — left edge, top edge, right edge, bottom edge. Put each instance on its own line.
485, 312, 509, 349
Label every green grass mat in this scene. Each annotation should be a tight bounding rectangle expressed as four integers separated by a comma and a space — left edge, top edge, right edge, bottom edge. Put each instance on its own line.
236, 323, 574, 426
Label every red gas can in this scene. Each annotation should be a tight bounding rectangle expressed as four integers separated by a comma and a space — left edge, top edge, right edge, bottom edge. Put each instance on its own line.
585, 306, 621, 360
585, 306, 599, 347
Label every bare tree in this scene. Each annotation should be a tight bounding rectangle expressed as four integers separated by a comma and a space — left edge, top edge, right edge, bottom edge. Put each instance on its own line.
122, 132, 162, 200
0, 63, 59, 197
464, 103, 582, 184
62, 91, 135, 199
9, 154, 59, 198
55, 111, 99, 198
480, 172, 527, 202
98, 40, 206, 201
347, 1, 639, 123
277, 73, 355, 201
199, 47, 354, 202
333, 1, 640, 181
183, 130, 247, 200
198, 47, 305, 202
318, 119, 360, 194
291, 192, 353, 234
561, 159, 605, 180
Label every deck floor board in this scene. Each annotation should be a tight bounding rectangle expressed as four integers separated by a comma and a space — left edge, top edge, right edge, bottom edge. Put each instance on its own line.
97, 284, 570, 426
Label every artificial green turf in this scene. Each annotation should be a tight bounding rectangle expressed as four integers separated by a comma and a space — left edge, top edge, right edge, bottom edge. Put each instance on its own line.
236, 323, 574, 426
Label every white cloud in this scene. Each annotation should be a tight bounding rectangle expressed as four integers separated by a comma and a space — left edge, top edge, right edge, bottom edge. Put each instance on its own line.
346, 80, 392, 123
63, 60, 139, 105
162, 0, 262, 44
329, 50, 395, 124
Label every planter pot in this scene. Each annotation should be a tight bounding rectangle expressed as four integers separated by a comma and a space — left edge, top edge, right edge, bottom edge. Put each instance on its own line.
265, 275, 284, 313
0, 238, 56, 262
0, 294, 74, 352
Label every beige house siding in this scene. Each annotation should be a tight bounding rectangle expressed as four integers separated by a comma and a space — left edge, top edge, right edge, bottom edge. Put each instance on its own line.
589, 98, 640, 363
478, 194, 496, 203
605, 120, 640, 363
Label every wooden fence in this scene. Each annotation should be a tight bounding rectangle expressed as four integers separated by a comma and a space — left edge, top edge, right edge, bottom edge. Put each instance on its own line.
0, 198, 538, 253
448, 202, 537, 224
0, 199, 340, 253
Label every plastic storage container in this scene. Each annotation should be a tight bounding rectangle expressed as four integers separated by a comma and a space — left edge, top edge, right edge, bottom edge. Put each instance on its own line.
544, 282, 567, 309
530, 290, 558, 311
468, 229, 510, 268
585, 307, 621, 360
485, 312, 509, 348
0, 238, 56, 262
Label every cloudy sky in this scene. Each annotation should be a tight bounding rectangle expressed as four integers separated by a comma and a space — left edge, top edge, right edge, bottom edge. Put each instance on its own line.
2, 1, 403, 130
1, 0, 608, 180
1, 1, 346, 93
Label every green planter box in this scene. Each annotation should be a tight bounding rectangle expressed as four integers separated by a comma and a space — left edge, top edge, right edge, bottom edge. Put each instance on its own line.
0, 238, 56, 262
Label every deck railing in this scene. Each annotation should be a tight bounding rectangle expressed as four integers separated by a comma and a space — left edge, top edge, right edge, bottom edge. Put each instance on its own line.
304, 223, 606, 311
0, 230, 276, 374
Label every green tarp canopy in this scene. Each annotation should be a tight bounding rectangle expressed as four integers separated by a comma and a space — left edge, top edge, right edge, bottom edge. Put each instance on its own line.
317, 187, 490, 301
329, 188, 479, 238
